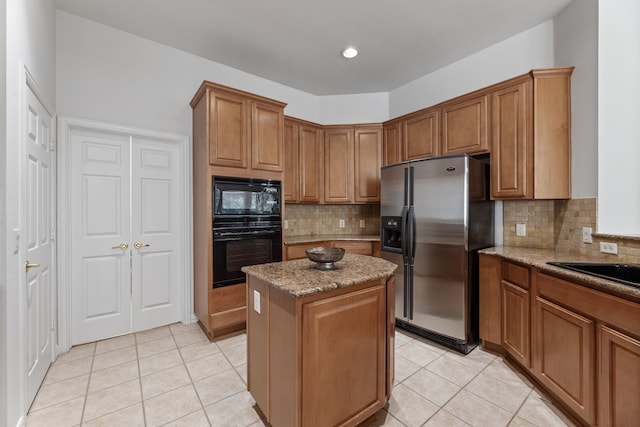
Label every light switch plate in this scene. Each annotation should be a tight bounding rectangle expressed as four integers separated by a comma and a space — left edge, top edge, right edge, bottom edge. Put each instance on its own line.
339, 219, 345, 228
600, 242, 618, 254
582, 227, 593, 243
359, 220, 365, 228
515, 223, 526, 237
253, 290, 261, 314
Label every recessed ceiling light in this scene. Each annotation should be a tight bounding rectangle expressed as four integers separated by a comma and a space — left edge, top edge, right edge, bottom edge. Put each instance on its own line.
342, 47, 358, 59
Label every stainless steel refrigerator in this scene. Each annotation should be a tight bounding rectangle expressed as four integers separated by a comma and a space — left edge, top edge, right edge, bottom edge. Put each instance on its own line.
380, 154, 494, 354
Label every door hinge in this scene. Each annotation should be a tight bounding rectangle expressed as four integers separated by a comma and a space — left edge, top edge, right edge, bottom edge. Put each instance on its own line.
51, 317, 57, 331
50, 138, 57, 151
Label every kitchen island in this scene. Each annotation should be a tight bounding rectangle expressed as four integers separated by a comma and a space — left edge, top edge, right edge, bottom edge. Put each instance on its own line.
242, 253, 397, 427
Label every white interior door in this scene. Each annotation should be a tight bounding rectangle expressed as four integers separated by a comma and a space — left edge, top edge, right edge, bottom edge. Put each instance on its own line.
131, 137, 182, 331
68, 126, 186, 345
24, 84, 54, 407
70, 130, 132, 344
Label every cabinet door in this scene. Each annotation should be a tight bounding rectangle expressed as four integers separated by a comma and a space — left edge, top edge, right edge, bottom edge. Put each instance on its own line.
501, 280, 530, 367
441, 94, 489, 155
403, 109, 440, 160
479, 255, 501, 346
383, 121, 402, 166
299, 124, 323, 203
324, 128, 354, 203
302, 284, 386, 427
533, 297, 595, 425
491, 81, 532, 199
208, 90, 249, 168
598, 325, 640, 427
283, 119, 299, 202
252, 101, 283, 172
354, 127, 382, 202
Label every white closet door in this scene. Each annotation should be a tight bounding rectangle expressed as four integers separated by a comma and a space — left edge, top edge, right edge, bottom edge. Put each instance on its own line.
131, 137, 182, 331
70, 130, 132, 344
24, 85, 54, 407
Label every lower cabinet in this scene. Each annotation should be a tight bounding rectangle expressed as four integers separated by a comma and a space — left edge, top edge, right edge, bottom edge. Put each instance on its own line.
479, 255, 640, 426
533, 295, 595, 424
247, 275, 394, 427
598, 325, 640, 427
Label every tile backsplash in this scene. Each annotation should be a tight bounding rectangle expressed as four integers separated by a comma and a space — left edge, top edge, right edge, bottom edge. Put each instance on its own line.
284, 204, 380, 236
503, 197, 640, 262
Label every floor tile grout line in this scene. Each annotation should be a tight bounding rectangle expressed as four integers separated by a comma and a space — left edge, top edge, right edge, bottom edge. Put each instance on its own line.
79, 341, 97, 425
134, 331, 149, 427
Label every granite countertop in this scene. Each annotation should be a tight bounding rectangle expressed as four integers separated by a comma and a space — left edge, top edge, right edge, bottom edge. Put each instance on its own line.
242, 253, 397, 298
480, 246, 640, 303
284, 234, 380, 245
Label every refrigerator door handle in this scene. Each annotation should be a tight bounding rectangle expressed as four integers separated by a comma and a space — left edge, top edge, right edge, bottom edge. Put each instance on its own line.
408, 206, 416, 262
408, 264, 414, 320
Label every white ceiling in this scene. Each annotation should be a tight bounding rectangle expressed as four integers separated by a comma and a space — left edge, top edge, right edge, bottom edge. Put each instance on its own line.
55, 0, 573, 95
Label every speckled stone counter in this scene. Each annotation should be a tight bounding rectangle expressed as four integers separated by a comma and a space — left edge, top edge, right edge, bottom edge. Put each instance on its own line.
480, 246, 640, 302
284, 234, 380, 245
242, 253, 397, 298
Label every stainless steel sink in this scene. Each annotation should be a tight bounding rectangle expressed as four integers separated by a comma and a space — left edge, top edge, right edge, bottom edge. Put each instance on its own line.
547, 262, 640, 288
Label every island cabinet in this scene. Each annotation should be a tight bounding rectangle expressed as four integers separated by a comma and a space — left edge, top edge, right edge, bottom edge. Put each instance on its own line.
284, 117, 324, 203
190, 80, 286, 179
479, 254, 640, 426
490, 68, 573, 199
323, 125, 383, 204
243, 254, 397, 427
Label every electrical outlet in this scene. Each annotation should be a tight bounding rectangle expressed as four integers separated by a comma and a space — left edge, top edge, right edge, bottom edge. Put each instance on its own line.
600, 242, 618, 255
284, 220, 289, 230
582, 227, 593, 243
339, 219, 345, 228
359, 219, 365, 228
515, 223, 526, 237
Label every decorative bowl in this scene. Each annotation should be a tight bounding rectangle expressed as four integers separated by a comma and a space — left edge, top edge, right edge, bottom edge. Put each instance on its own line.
305, 247, 345, 270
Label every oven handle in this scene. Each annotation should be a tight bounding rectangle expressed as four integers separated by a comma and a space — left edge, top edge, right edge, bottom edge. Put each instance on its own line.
213, 229, 280, 239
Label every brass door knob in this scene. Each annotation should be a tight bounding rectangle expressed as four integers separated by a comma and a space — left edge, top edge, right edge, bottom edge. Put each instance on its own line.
111, 243, 129, 250
134, 242, 150, 249
25, 261, 40, 270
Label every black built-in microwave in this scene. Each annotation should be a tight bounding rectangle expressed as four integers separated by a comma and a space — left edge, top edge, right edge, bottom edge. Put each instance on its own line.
212, 175, 281, 219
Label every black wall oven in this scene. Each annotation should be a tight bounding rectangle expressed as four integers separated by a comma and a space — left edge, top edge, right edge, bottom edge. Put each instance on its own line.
212, 176, 282, 288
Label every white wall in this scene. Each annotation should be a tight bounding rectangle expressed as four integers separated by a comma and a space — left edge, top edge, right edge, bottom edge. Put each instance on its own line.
3, 0, 56, 426
56, 12, 388, 133
553, 0, 598, 200
0, 0, 7, 424
388, 20, 555, 118
598, 0, 640, 236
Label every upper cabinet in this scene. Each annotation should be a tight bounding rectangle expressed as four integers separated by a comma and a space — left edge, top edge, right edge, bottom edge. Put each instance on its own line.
403, 108, 440, 160
383, 67, 573, 200
324, 125, 382, 204
441, 94, 489, 155
190, 81, 286, 179
354, 127, 383, 202
284, 117, 324, 204
383, 120, 402, 166
491, 68, 573, 199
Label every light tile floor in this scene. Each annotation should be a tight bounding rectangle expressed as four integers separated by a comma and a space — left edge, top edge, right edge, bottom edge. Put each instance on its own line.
27, 323, 576, 426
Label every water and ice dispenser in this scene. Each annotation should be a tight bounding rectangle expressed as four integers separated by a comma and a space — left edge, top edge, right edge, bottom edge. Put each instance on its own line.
381, 216, 403, 252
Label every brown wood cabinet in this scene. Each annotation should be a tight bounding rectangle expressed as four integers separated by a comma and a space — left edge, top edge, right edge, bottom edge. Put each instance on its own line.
324, 127, 354, 203
598, 325, 640, 427
479, 254, 502, 347
480, 254, 640, 426
534, 273, 595, 424
284, 117, 324, 203
190, 81, 286, 339
491, 68, 573, 199
382, 119, 402, 166
324, 125, 382, 204
403, 108, 440, 160
247, 274, 394, 427
501, 261, 530, 368
441, 94, 489, 155
190, 81, 286, 179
